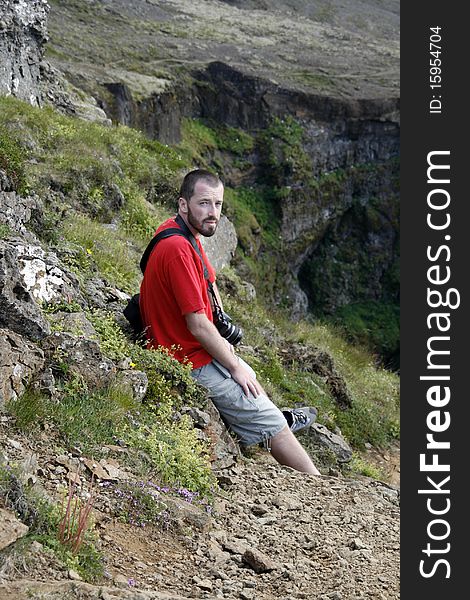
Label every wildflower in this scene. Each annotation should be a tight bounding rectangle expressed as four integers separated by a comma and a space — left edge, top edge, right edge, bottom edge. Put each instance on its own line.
128, 577, 136, 587
86, 248, 93, 255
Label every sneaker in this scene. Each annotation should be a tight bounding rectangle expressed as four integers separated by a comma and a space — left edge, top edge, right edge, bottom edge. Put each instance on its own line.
282, 406, 318, 434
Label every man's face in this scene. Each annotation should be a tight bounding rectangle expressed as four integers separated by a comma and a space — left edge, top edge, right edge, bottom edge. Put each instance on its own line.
181, 180, 224, 237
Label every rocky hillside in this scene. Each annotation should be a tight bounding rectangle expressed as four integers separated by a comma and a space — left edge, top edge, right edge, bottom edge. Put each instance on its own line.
0, 416, 399, 599
1, 0, 401, 365
1, 1, 399, 598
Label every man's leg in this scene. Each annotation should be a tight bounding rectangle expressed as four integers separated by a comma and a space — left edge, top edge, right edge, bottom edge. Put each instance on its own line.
270, 425, 320, 475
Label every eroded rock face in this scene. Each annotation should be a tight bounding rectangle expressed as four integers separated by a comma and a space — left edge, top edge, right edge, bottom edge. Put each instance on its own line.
0, 189, 43, 244
0, 240, 51, 340
0, 239, 86, 340
0, 328, 45, 405
0, 0, 49, 105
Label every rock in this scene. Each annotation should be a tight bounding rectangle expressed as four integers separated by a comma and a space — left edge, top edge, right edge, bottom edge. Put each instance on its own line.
200, 215, 237, 272
113, 573, 131, 588
42, 331, 116, 389
67, 569, 82, 581
82, 458, 110, 481
196, 578, 213, 591
0, 241, 50, 341
31, 367, 56, 397
0, 191, 43, 243
165, 496, 212, 533
47, 311, 97, 340
99, 459, 126, 481
0, 328, 45, 406
251, 504, 268, 516
181, 406, 211, 428
204, 401, 241, 471
307, 423, 353, 463
115, 368, 148, 403
0, 507, 29, 550
279, 341, 353, 410
242, 548, 278, 573
223, 539, 247, 555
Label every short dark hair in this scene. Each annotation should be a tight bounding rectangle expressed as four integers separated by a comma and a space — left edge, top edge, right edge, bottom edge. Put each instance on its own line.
179, 169, 222, 201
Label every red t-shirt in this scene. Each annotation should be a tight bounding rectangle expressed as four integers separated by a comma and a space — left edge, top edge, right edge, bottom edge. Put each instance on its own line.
139, 217, 216, 369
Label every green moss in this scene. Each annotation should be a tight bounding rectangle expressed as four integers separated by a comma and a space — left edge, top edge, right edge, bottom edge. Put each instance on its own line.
0, 223, 12, 239
258, 116, 313, 188
213, 125, 254, 155
179, 118, 217, 165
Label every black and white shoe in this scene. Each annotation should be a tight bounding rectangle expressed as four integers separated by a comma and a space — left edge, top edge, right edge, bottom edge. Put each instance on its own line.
282, 406, 318, 434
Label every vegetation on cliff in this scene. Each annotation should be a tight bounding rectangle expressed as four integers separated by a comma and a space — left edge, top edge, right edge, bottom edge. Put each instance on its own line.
1, 94, 399, 578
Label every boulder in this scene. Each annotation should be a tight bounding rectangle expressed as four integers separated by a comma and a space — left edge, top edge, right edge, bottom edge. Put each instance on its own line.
42, 331, 116, 389
0, 507, 29, 551
200, 214, 238, 272
306, 422, 353, 464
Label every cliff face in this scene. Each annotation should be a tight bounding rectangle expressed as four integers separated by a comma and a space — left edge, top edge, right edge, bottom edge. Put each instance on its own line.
0, 0, 49, 105
36, 0, 400, 329
90, 60, 399, 321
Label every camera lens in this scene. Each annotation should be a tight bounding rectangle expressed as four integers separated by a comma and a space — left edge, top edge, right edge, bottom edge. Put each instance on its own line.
213, 310, 243, 345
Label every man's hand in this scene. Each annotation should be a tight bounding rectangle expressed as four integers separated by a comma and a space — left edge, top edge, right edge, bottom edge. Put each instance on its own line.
186, 311, 262, 397
230, 362, 263, 398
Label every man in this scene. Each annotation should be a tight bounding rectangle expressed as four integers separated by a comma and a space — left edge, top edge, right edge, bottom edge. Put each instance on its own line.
140, 169, 320, 475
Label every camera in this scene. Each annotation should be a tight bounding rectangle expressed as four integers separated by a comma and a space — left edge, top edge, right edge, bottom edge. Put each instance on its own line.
213, 307, 243, 346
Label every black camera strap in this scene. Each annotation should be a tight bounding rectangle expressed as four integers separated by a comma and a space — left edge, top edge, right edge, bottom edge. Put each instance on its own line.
174, 215, 220, 310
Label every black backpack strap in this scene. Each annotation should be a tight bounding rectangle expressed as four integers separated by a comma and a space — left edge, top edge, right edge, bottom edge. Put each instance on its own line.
139, 227, 185, 273
140, 215, 217, 305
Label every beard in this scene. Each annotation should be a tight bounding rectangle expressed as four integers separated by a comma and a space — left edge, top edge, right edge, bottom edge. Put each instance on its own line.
187, 208, 219, 237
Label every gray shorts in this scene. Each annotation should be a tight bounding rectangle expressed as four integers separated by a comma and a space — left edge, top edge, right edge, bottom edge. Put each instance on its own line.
191, 357, 287, 446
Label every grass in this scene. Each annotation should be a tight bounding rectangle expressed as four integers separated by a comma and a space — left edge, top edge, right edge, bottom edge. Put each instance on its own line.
60, 211, 141, 293
0, 95, 185, 213
8, 379, 137, 453
0, 463, 104, 582
12, 308, 216, 495
0, 124, 28, 194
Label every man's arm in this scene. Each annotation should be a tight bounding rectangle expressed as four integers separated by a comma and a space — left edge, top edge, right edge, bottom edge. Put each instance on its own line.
185, 311, 262, 398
